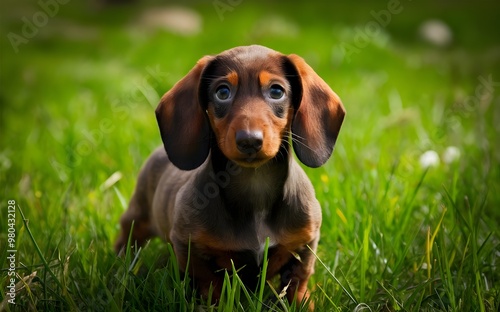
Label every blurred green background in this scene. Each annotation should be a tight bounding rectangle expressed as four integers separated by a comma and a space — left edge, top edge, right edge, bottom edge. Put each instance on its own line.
1, 0, 499, 311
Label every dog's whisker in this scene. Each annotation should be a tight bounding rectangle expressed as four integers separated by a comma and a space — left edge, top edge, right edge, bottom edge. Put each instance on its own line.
283, 131, 315, 153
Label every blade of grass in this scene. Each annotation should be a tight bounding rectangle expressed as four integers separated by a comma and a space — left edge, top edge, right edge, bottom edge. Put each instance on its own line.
266, 280, 289, 312
425, 206, 446, 294
435, 238, 456, 310
466, 196, 486, 312
397, 169, 429, 243
309, 246, 358, 305
166, 243, 181, 286
235, 270, 255, 311
230, 261, 240, 311
404, 278, 434, 309
220, 270, 231, 312
256, 237, 270, 312
361, 215, 372, 301
376, 281, 405, 311
316, 284, 339, 311
17, 204, 78, 310
113, 186, 128, 212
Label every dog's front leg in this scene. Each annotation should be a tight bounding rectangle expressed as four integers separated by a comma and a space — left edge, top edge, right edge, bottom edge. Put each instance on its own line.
173, 242, 224, 301
279, 236, 319, 308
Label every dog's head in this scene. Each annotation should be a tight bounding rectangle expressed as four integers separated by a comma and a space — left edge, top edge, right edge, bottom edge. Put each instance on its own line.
156, 45, 345, 170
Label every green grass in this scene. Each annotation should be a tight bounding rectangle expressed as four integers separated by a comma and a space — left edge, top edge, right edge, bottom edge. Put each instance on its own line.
1, 0, 499, 311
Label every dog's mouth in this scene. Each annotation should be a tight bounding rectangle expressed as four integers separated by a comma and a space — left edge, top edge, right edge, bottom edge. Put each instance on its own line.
233, 154, 270, 168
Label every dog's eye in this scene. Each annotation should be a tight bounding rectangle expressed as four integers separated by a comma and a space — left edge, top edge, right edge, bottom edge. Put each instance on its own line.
215, 85, 231, 101
269, 85, 285, 100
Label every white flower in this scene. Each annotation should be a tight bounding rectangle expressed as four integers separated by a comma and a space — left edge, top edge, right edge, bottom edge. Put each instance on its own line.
419, 150, 440, 168
442, 146, 460, 164
419, 19, 453, 47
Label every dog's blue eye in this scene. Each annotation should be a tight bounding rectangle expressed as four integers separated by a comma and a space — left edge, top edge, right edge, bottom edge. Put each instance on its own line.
269, 85, 285, 100
215, 85, 231, 101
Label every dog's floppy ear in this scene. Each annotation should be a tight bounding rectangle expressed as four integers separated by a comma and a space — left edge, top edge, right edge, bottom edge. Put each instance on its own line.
284, 54, 346, 168
155, 56, 214, 170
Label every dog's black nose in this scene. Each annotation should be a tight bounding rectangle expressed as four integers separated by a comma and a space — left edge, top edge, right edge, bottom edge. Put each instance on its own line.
236, 130, 263, 155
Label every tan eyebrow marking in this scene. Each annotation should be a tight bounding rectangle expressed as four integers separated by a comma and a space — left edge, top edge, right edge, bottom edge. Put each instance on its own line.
227, 71, 238, 85
259, 70, 274, 87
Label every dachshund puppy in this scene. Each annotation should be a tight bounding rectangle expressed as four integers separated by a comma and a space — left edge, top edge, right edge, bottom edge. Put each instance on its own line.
115, 45, 345, 307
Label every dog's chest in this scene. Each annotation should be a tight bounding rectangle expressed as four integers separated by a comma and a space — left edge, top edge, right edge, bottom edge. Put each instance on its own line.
222, 210, 277, 266
201, 163, 289, 262
253, 210, 278, 258
225, 176, 282, 260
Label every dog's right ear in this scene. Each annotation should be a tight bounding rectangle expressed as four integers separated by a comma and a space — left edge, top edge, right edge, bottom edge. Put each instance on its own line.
155, 56, 214, 170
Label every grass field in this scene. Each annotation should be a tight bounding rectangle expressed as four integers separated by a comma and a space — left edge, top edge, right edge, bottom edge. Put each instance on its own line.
1, 0, 499, 311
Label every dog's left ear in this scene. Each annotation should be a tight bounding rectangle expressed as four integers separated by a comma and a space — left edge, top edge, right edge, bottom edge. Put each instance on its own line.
284, 54, 346, 168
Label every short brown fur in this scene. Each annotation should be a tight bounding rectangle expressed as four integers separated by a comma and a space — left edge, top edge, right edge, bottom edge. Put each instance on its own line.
115, 45, 345, 309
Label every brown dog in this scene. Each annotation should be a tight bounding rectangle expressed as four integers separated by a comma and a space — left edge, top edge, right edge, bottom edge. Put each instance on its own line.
115, 45, 345, 306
